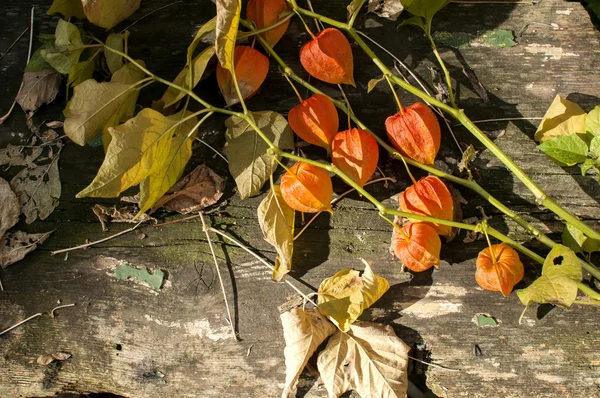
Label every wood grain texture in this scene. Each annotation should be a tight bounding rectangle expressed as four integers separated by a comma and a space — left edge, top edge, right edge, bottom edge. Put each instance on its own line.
1, 0, 600, 397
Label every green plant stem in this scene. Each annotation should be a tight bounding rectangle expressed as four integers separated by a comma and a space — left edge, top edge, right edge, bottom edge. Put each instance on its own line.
237, 12, 294, 38
426, 29, 457, 108
242, 22, 600, 281
577, 282, 600, 301
348, 0, 367, 28
287, 3, 600, 243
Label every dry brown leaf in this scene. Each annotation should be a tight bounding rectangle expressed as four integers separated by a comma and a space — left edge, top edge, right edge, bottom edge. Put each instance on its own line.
37, 351, 71, 365
16, 70, 63, 113
0, 177, 21, 237
0, 230, 52, 268
317, 322, 410, 398
151, 164, 225, 214
280, 306, 336, 397
0, 145, 43, 168
92, 204, 155, 231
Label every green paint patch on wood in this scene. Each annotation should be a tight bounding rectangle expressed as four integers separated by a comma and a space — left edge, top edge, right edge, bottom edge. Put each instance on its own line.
114, 264, 165, 291
434, 30, 516, 49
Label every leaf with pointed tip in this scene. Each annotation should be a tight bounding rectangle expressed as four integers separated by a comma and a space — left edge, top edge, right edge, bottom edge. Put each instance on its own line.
77, 109, 199, 213
317, 322, 410, 398
82, 0, 141, 29
161, 47, 215, 108
535, 95, 587, 142
41, 19, 84, 74
258, 185, 295, 281
16, 70, 63, 112
105, 32, 127, 74
317, 260, 390, 331
223, 111, 294, 199
280, 307, 336, 397
401, 0, 451, 20
586, 106, 600, 136
67, 48, 100, 89
47, 0, 86, 19
367, 75, 385, 93
215, 0, 241, 72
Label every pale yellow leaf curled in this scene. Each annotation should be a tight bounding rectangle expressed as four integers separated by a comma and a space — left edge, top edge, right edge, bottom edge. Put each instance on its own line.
535, 95, 587, 142
82, 0, 141, 29
105, 33, 127, 74
280, 307, 336, 397
318, 260, 390, 331
215, 0, 241, 72
258, 185, 295, 281
317, 322, 410, 398
161, 47, 215, 107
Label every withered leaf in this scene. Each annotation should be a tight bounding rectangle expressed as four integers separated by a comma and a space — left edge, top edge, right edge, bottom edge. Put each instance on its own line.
10, 154, 61, 224
16, 70, 63, 113
161, 47, 215, 108
317, 322, 411, 398
280, 307, 336, 397
37, 351, 71, 366
82, 0, 141, 29
257, 185, 295, 281
317, 259, 390, 331
0, 145, 43, 168
215, 0, 241, 72
151, 164, 225, 214
92, 204, 156, 232
0, 177, 21, 237
367, 0, 404, 21
0, 230, 53, 268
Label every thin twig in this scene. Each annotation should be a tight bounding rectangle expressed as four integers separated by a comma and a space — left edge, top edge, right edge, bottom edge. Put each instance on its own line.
464, 117, 544, 125
50, 221, 145, 255
196, 138, 229, 163
199, 213, 238, 341
0, 303, 75, 337
120, 1, 184, 32
408, 355, 461, 372
0, 8, 34, 125
0, 27, 29, 61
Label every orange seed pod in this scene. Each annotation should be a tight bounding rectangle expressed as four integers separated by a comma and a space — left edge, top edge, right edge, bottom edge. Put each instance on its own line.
475, 243, 524, 297
246, 0, 291, 47
331, 128, 379, 187
392, 222, 441, 272
280, 162, 333, 213
287, 94, 339, 150
216, 45, 269, 106
398, 176, 454, 239
385, 102, 441, 165
300, 28, 355, 86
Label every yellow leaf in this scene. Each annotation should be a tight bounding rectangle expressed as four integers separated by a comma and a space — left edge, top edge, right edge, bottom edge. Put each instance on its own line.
47, 0, 86, 19
280, 307, 336, 397
317, 322, 410, 398
535, 95, 587, 142
77, 109, 199, 213
317, 259, 390, 331
82, 0, 141, 29
161, 47, 215, 108
105, 32, 128, 74
257, 185, 295, 281
215, 0, 241, 72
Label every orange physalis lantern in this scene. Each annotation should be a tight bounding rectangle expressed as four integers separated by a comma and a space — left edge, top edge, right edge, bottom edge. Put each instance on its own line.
392, 222, 441, 272
385, 102, 441, 165
299, 28, 355, 86
246, 0, 291, 47
398, 176, 454, 239
280, 162, 333, 213
287, 94, 339, 150
331, 128, 379, 187
475, 243, 524, 296
216, 46, 269, 106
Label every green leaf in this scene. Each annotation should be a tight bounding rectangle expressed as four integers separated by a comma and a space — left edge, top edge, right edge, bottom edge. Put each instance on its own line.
400, 0, 450, 20
161, 47, 215, 108
223, 111, 294, 199
367, 75, 385, 93
475, 313, 498, 327
431, 31, 471, 48
586, 106, 600, 136
67, 49, 100, 89
105, 33, 127, 74
25, 47, 56, 73
538, 134, 588, 166
257, 185, 295, 281
185, 17, 217, 95
534, 95, 587, 142
47, 0, 86, 19
589, 136, 600, 158
317, 260, 390, 332
562, 223, 600, 254
114, 263, 164, 291
398, 15, 427, 32
41, 19, 85, 74
471, 30, 516, 49
517, 245, 582, 308
82, 0, 141, 29
215, 0, 241, 72
77, 109, 199, 213
581, 158, 600, 180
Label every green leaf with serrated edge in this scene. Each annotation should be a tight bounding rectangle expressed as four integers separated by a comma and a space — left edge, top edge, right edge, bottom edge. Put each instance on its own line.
538, 134, 588, 166
400, 0, 450, 20
105, 33, 127, 74
398, 15, 427, 32
258, 185, 295, 281
102, 61, 147, 150
161, 47, 215, 108
586, 106, 600, 136
562, 223, 600, 254
223, 111, 294, 199
47, 0, 86, 19
41, 19, 84, 74
535, 95, 587, 142
77, 109, 199, 214
82, 0, 141, 29
367, 75, 385, 93
517, 244, 582, 308
215, 0, 241, 72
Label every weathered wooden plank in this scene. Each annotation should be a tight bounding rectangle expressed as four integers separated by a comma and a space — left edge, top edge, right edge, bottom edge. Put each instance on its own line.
1, 0, 600, 397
